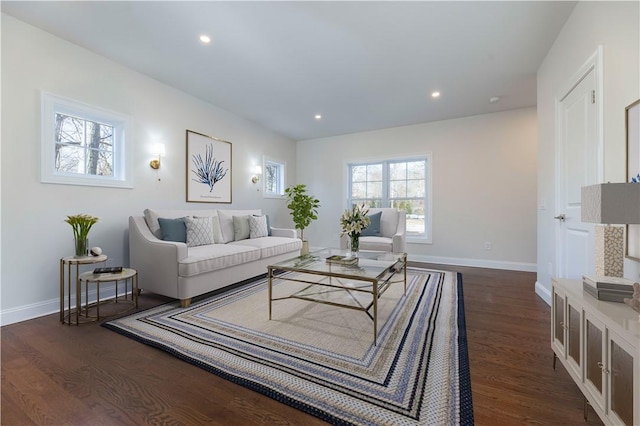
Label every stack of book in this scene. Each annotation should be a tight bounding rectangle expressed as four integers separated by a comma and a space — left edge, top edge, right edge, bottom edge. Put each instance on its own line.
582, 275, 634, 303
325, 254, 358, 266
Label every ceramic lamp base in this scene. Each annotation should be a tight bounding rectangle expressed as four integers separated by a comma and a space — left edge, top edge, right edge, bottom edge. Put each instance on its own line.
594, 225, 624, 277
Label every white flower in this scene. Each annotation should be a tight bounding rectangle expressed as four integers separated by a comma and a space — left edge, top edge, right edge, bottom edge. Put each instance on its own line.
340, 204, 371, 237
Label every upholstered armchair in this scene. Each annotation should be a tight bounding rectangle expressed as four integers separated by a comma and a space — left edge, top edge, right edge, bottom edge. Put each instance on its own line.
340, 208, 407, 253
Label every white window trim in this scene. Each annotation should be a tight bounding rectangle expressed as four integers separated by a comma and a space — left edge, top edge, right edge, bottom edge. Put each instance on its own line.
262, 155, 286, 199
41, 91, 134, 188
344, 153, 433, 244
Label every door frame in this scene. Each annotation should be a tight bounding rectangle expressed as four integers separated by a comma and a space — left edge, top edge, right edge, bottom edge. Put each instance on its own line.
554, 46, 604, 278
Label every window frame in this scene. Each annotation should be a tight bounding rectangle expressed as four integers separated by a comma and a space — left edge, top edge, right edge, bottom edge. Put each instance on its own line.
345, 154, 432, 244
41, 91, 133, 188
262, 155, 286, 198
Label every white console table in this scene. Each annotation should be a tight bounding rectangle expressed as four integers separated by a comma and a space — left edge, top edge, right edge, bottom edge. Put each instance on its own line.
551, 278, 639, 425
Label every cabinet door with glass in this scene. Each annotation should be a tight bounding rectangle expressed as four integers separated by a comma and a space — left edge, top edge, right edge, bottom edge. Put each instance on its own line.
583, 311, 606, 414
606, 329, 637, 426
565, 294, 582, 381
551, 286, 567, 358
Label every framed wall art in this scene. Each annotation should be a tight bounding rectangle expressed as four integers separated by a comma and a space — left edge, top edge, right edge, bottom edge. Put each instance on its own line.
626, 99, 640, 260
186, 130, 232, 203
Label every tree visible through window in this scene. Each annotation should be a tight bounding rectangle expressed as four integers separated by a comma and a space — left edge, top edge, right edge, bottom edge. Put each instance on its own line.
41, 92, 133, 188
264, 157, 285, 197
348, 157, 430, 238
55, 114, 114, 176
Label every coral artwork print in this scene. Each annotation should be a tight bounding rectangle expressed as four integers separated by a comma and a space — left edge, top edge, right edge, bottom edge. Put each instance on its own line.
186, 130, 232, 203
191, 143, 228, 192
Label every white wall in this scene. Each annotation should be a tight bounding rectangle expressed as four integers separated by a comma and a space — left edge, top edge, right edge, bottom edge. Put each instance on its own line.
536, 1, 640, 303
297, 107, 538, 271
1, 14, 297, 324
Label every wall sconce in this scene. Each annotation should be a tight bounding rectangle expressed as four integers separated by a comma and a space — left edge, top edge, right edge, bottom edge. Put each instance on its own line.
150, 143, 166, 169
251, 165, 262, 184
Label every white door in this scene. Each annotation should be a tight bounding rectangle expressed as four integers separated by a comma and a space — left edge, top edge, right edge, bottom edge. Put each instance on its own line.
555, 53, 602, 279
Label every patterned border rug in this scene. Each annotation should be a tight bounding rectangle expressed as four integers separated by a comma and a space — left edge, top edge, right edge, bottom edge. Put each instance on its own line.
103, 268, 473, 425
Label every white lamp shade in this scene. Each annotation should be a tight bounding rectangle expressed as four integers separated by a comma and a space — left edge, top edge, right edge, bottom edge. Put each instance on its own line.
581, 183, 640, 224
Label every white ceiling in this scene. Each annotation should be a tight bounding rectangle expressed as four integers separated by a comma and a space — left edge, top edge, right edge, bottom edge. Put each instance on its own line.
2, 1, 576, 141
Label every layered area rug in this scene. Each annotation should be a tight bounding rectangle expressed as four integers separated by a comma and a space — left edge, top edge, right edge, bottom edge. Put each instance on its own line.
103, 268, 473, 425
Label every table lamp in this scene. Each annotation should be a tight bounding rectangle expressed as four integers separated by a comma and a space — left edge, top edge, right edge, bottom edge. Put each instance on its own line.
581, 183, 640, 277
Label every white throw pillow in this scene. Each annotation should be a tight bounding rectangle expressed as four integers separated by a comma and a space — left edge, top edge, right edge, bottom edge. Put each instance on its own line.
217, 211, 235, 243
195, 215, 223, 244
249, 215, 269, 238
185, 216, 214, 247
233, 215, 251, 241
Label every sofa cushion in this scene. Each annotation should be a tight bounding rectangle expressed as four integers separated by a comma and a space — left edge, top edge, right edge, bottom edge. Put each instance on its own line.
249, 215, 269, 238
233, 215, 251, 241
179, 244, 261, 277
218, 210, 262, 243
144, 208, 218, 239
359, 236, 393, 252
186, 217, 215, 247
158, 217, 187, 242
230, 236, 302, 258
361, 211, 382, 237
193, 214, 223, 244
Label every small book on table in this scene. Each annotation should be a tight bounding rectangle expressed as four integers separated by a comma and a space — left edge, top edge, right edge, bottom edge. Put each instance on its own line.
93, 266, 123, 274
325, 255, 358, 266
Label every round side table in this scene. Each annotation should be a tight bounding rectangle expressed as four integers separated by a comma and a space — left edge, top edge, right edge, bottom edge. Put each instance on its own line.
78, 268, 138, 321
60, 254, 108, 325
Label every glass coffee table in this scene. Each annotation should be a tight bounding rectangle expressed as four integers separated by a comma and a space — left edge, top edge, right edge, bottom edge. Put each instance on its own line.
267, 248, 407, 345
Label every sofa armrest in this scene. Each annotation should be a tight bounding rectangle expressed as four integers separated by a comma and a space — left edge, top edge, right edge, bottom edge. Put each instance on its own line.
129, 216, 188, 260
129, 216, 187, 299
392, 232, 406, 253
270, 227, 297, 239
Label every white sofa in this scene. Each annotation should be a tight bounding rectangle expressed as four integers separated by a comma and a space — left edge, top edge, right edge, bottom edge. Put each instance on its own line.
340, 208, 407, 253
129, 208, 302, 307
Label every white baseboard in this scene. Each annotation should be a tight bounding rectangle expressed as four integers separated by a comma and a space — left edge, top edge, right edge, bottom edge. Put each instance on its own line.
1, 282, 127, 326
2, 255, 537, 325
408, 254, 536, 272
535, 281, 551, 306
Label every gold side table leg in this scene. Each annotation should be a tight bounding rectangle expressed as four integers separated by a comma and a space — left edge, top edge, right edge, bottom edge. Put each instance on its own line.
74, 263, 80, 325
59, 259, 64, 323
134, 274, 138, 308
96, 281, 100, 320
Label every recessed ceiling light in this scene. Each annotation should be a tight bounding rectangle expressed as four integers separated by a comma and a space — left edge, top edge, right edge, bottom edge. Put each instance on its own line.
431, 91, 440, 98
314, 114, 322, 120
489, 96, 501, 103
199, 35, 211, 44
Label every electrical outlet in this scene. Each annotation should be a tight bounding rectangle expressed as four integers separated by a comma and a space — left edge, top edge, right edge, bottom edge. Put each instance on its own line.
484, 242, 492, 250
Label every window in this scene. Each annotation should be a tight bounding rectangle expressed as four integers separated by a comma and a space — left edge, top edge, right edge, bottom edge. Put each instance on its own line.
41, 92, 133, 188
263, 156, 286, 197
347, 155, 431, 242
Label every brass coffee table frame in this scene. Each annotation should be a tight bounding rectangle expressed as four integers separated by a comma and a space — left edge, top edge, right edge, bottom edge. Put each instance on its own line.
268, 250, 407, 345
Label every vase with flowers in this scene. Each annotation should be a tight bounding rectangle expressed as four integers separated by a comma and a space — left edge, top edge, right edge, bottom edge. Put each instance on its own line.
340, 204, 371, 256
65, 214, 99, 257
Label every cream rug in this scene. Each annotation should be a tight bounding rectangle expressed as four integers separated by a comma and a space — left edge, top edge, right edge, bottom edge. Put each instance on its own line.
103, 267, 473, 425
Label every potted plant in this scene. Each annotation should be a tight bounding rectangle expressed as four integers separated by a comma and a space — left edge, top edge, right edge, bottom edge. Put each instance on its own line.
284, 184, 320, 256
65, 214, 99, 257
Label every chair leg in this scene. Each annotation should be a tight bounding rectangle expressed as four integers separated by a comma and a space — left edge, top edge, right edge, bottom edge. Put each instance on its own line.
552, 351, 557, 370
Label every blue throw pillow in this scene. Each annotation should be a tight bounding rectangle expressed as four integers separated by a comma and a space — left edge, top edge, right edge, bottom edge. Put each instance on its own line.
158, 217, 187, 242
361, 211, 382, 237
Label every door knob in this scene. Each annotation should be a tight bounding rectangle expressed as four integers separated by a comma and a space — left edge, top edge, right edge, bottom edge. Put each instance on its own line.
554, 214, 566, 222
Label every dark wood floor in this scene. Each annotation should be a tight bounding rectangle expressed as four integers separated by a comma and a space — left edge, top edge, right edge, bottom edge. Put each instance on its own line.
1, 264, 603, 425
